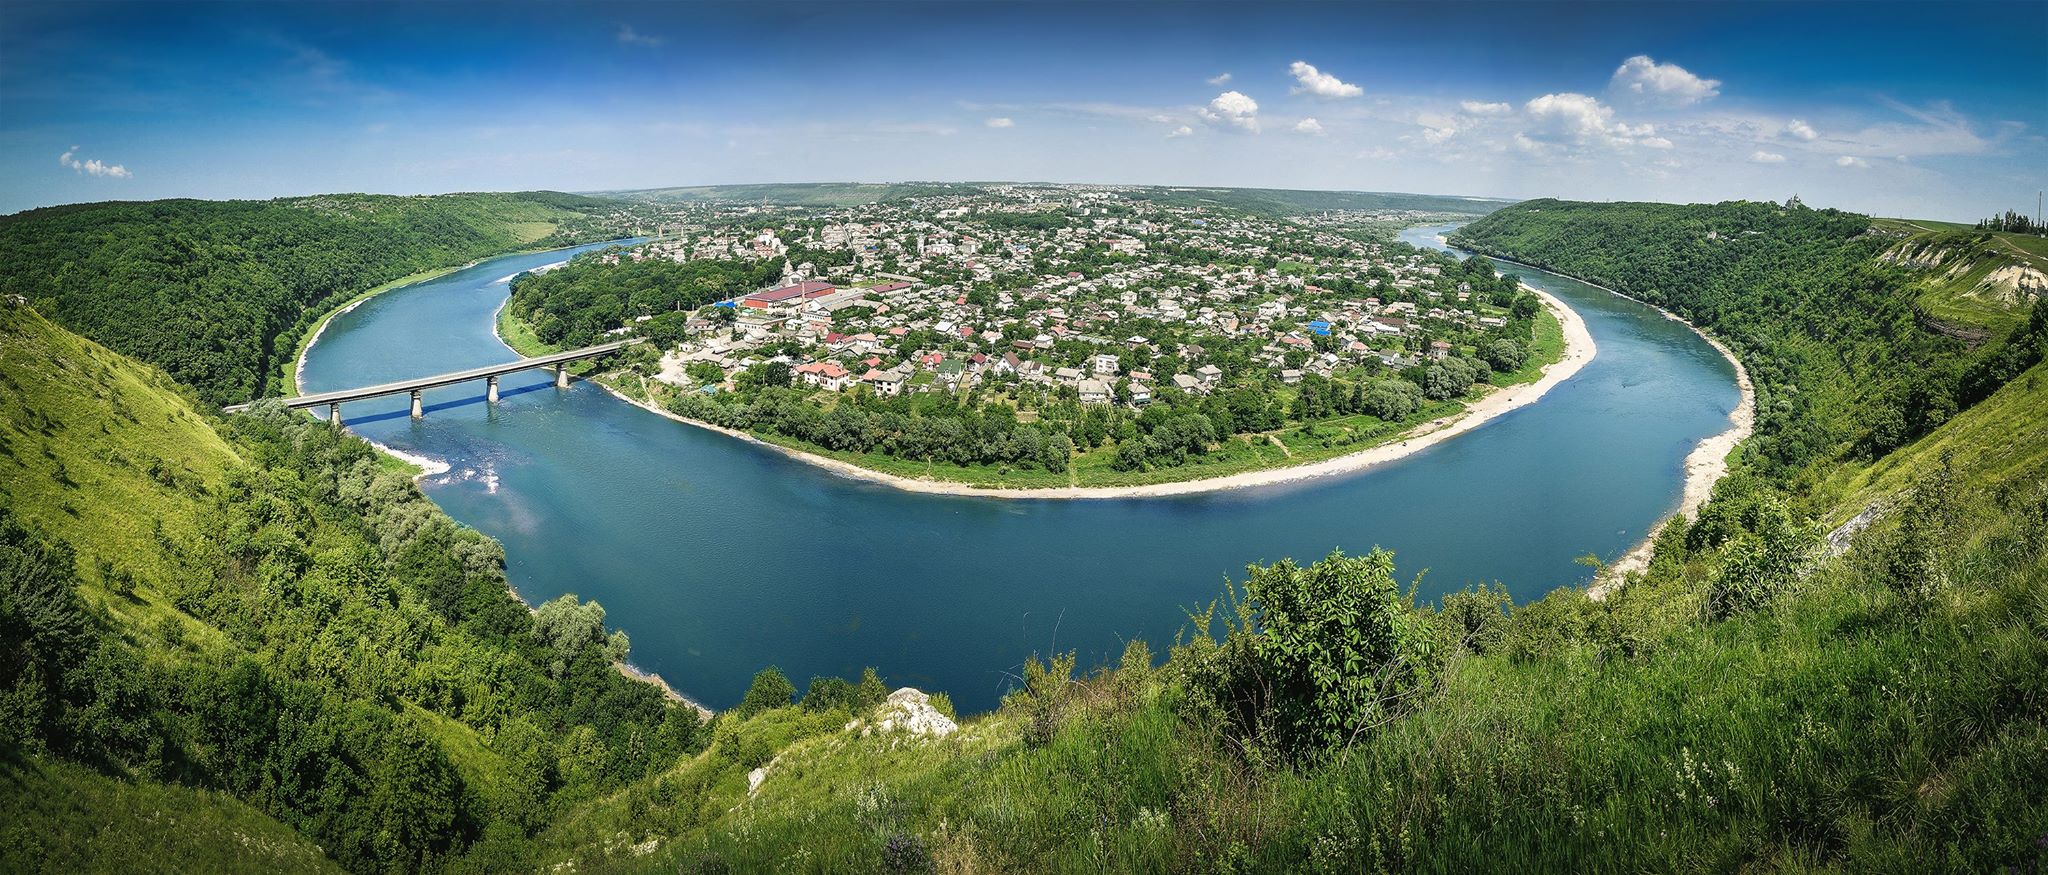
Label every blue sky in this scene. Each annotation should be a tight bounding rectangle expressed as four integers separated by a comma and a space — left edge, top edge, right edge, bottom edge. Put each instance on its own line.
4, 1, 2043, 220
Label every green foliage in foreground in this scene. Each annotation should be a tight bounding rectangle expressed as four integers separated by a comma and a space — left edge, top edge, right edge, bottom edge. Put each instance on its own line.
0, 305, 706, 872
0, 191, 622, 404
528, 464, 2044, 873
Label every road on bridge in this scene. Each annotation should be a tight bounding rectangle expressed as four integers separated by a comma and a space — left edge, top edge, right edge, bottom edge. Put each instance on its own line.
225, 338, 642, 418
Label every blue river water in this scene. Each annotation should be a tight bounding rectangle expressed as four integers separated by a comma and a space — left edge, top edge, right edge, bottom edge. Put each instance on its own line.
298, 226, 1738, 712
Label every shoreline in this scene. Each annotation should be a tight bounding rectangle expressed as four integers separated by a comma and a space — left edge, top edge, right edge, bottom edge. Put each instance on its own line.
1468, 259, 1755, 598
581, 285, 1596, 500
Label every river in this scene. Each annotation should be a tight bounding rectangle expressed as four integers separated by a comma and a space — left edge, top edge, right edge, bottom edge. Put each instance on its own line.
298, 225, 1739, 712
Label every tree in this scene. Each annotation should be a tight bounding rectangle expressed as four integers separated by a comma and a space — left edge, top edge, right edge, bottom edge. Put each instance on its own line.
1481, 338, 1527, 373
735, 666, 795, 718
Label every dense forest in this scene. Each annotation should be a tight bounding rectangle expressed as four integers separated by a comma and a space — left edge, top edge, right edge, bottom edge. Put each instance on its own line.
0, 303, 721, 868
0, 191, 625, 405
1451, 198, 2048, 496
4, 196, 2045, 872
505, 250, 780, 348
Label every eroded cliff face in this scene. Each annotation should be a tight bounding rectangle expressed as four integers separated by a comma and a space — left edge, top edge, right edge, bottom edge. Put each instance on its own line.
1882, 236, 2048, 308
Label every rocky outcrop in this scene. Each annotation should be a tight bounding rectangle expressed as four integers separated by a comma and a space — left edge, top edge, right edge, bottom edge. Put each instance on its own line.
846, 688, 958, 739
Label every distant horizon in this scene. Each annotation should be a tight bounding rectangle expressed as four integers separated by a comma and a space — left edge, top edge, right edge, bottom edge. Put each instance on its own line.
5, 1, 2043, 222
12, 179, 2018, 225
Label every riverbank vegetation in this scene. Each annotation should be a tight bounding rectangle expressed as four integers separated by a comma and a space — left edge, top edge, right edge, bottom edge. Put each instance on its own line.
0, 191, 631, 405
4, 194, 2045, 872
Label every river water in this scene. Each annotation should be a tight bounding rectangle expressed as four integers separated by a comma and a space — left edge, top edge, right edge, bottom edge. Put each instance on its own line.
299, 226, 1738, 711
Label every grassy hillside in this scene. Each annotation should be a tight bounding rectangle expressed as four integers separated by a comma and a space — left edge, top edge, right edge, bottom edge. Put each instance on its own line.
0, 191, 626, 405
1871, 218, 2048, 337
1, 302, 706, 873
1, 758, 339, 874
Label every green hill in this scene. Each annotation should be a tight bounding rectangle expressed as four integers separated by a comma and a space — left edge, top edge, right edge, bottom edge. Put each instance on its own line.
1, 302, 706, 873
0, 191, 626, 405
1871, 218, 2048, 338
4, 195, 2045, 873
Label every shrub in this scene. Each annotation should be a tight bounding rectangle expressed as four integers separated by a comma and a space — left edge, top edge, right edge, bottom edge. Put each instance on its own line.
1706, 496, 1816, 619
1436, 583, 1512, 655
1008, 651, 1076, 747
1184, 549, 1437, 759
734, 667, 795, 719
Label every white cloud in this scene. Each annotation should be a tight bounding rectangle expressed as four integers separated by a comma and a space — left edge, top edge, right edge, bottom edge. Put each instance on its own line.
1749, 150, 1787, 163
1165, 125, 1193, 139
616, 25, 664, 47
1786, 118, 1818, 140
1609, 55, 1721, 107
1416, 112, 1459, 144
1207, 72, 1232, 86
58, 146, 131, 178
1199, 90, 1260, 133
984, 117, 1014, 129
1836, 155, 1869, 168
1460, 100, 1512, 115
1288, 61, 1362, 99
1294, 117, 1325, 136
1522, 92, 1660, 149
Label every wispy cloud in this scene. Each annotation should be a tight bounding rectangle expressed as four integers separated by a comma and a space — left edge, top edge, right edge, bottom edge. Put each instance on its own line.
1207, 72, 1232, 86
1294, 117, 1325, 136
1836, 155, 1868, 168
1288, 61, 1362, 99
58, 146, 130, 178
1785, 118, 1818, 140
617, 25, 664, 47
1460, 100, 1512, 115
984, 117, 1014, 128
1749, 150, 1786, 163
1165, 125, 1193, 139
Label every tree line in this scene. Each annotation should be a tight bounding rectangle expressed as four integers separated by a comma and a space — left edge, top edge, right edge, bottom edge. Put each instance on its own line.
0, 192, 622, 405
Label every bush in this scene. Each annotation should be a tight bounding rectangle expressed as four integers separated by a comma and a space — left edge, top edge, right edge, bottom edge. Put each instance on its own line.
1186, 549, 1437, 759
734, 667, 795, 719
1436, 583, 1512, 655
1706, 496, 1816, 619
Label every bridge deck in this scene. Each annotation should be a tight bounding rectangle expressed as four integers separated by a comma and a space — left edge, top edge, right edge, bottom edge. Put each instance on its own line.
227, 339, 640, 412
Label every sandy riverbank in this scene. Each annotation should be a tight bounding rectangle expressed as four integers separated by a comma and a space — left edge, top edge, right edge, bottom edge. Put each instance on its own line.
588, 286, 1597, 500
1589, 298, 1755, 597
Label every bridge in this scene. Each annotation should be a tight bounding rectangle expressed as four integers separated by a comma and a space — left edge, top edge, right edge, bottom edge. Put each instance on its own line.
226, 339, 642, 423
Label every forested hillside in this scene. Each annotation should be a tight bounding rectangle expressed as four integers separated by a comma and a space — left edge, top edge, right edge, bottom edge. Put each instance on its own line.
0, 191, 624, 405
0, 303, 708, 871
1451, 199, 2046, 510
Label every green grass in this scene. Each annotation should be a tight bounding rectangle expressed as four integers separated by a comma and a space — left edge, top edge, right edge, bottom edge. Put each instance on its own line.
1495, 305, 1564, 386
0, 306, 238, 600
0, 758, 340, 874
1870, 219, 2046, 335
529, 493, 2048, 872
1821, 359, 2048, 524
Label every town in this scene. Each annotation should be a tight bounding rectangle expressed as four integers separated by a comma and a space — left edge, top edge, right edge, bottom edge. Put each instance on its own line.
507, 184, 1552, 483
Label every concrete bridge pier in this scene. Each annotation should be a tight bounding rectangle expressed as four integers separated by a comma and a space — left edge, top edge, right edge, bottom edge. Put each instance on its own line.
410, 389, 424, 419
554, 363, 570, 389
328, 402, 342, 427
487, 375, 500, 403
